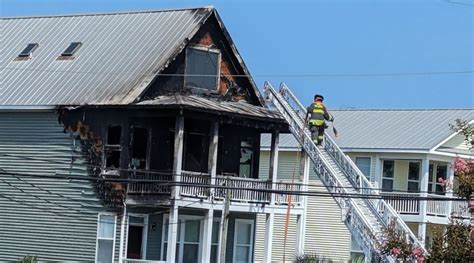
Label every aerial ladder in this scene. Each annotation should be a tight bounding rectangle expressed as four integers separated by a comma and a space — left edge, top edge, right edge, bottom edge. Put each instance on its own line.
264, 82, 426, 262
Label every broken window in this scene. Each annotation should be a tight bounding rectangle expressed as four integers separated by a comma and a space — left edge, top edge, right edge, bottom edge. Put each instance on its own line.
184, 133, 208, 173
239, 138, 254, 178
105, 126, 122, 170
130, 127, 149, 170
184, 46, 220, 91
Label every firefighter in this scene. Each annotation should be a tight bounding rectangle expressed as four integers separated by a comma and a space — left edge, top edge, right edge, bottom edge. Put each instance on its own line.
306, 94, 333, 146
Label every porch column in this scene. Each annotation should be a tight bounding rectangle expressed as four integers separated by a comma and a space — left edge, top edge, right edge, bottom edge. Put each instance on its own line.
118, 205, 127, 262
374, 154, 381, 193
201, 121, 219, 263
263, 131, 279, 262
418, 157, 430, 245
167, 117, 184, 262
446, 162, 454, 218
295, 152, 310, 255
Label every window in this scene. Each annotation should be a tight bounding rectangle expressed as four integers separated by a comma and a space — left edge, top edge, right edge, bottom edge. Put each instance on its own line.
96, 214, 116, 263
382, 160, 394, 192
162, 215, 203, 263
350, 235, 365, 261
130, 127, 150, 170
61, 42, 82, 56
210, 221, 220, 263
184, 46, 220, 91
407, 162, 420, 192
104, 126, 122, 172
184, 133, 208, 173
18, 43, 38, 58
239, 139, 254, 178
355, 157, 371, 179
429, 163, 447, 195
233, 219, 254, 263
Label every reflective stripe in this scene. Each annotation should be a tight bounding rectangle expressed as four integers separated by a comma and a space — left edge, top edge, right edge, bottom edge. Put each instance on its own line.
313, 109, 324, 114
309, 119, 325, 126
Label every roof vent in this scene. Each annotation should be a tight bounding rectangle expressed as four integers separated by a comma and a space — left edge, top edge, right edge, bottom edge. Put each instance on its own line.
61, 42, 82, 57
18, 43, 38, 58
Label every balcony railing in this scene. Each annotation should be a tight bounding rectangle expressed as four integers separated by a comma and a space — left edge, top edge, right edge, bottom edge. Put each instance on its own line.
382, 192, 471, 219
126, 170, 303, 206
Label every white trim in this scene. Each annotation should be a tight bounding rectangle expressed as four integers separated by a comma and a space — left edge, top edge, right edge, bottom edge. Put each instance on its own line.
161, 214, 205, 262
430, 120, 474, 152
407, 161, 421, 192
381, 160, 395, 191
126, 213, 149, 259
95, 212, 117, 263
429, 150, 473, 159
233, 219, 255, 263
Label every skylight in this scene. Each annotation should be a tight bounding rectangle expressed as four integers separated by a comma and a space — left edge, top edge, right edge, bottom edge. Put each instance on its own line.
18, 43, 38, 58
61, 42, 82, 56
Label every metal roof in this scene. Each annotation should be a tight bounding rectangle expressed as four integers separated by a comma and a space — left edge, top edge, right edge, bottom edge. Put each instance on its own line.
138, 95, 285, 121
0, 7, 213, 106
261, 109, 474, 151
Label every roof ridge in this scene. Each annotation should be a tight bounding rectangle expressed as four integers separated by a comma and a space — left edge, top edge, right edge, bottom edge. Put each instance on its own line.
1, 6, 214, 20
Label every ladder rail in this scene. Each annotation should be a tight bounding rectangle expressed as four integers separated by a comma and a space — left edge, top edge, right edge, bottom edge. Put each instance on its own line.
265, 82, 381, 258
278, 83, 426, 252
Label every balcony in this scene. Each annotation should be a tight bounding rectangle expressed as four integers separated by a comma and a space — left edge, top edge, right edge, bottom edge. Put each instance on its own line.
381, 192, 471, 223
127, 170, 303, 207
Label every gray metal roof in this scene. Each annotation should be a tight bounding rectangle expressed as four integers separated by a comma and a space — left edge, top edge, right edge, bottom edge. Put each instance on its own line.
261, 109, 474, 151
138, 95, 284, 121
0, 8, 213, 105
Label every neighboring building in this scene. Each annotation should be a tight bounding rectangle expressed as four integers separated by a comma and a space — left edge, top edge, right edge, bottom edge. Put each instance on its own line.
257, 109, 473, 261
0, 8, 306, 262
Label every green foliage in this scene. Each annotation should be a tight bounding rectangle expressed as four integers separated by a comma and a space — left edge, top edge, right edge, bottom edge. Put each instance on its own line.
449, 119, 473, 150
348, 254, 365, 263
18, 256, 37, 263
295, 253, 334, 263
427, 220, 474, 263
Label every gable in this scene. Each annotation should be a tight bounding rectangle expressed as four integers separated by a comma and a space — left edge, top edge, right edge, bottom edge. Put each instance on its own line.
437, 133, 473, 155
139, 11, 263, 106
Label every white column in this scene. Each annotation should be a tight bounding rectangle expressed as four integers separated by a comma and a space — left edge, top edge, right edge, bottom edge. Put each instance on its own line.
446, 162, 454, 218
295, 152, 310, 255
201, 121, 218, 263
418, 156, 430, 245
167, 117, 184, 263
118, 205, 127, 262
263, 131, 279, 262
374, 154, 381, 193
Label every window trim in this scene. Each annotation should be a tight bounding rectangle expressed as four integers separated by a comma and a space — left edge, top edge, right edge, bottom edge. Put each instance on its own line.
355, 156, 372, 179
161, 214, 204, 262
407, 161, 421, 192
95, 213, 117, 263
184, 45, 221, 92
125, 213, 149, 260
232, 218, 254, 263
381, 160, 395, 192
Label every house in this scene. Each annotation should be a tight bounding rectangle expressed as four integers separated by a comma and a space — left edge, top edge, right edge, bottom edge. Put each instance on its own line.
257, 108, 473, 261
0, 7, 308, 262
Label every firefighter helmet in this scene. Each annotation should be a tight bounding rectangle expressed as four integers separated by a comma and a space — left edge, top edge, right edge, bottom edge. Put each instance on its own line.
314, 94, 324, 101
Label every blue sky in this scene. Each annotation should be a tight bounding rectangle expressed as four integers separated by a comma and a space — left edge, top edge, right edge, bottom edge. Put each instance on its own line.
1, 0, 473, 109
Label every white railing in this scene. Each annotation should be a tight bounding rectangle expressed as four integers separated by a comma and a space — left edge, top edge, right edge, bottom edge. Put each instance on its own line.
122, 259, 164, 263
127, 171, 172, 194
269, 82, 427, 258
180, 171, 211, 198
214, 176, 271, 203
382, 193, 420, 214
426, 194, 449, 217
275, 181, 303, 205
451, 198, 470, 218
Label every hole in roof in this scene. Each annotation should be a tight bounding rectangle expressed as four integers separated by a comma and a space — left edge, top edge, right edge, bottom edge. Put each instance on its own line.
61, 42, 82, 56
18, 43, 38, 58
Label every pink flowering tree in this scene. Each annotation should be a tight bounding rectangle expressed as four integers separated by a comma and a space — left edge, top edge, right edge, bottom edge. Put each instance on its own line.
380, 219, 425, 262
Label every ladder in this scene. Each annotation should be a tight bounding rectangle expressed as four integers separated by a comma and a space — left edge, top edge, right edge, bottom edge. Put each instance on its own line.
264, 82, 426, 261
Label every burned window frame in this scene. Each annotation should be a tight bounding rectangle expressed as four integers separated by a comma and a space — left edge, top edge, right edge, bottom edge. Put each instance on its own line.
239, 138, 254, 178
184, 45, 221, 92
103, 125, 122, 175
129, 126, 151, 170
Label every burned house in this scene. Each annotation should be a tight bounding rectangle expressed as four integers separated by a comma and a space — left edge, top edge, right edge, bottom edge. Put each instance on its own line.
0, 7, 307, 262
